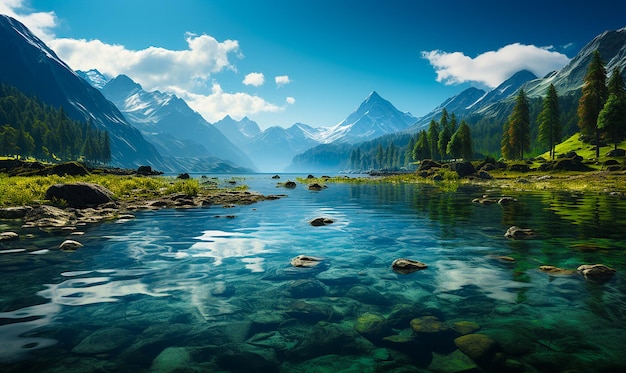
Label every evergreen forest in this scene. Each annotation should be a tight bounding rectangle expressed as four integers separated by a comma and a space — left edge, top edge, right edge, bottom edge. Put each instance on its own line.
0, 83, 111, 164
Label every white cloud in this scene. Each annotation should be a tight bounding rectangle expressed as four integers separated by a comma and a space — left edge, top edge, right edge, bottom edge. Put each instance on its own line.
1, 0, 57, 41
286, 97, 296, 104
422, 43, 571, 88
243, 72, 265, 86
175, 83, 282, 123
49, 33, 239, 92
275, 75, 291, 86
3, 1, 286, 123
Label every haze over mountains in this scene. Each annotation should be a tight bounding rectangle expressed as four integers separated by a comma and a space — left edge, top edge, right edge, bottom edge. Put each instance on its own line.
1, 13, 625, 173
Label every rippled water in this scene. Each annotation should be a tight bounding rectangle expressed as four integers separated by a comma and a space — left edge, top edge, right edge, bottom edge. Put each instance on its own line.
1, 174, 625, 372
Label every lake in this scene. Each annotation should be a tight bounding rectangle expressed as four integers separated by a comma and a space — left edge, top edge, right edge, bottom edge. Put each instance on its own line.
1, 174, 625, 372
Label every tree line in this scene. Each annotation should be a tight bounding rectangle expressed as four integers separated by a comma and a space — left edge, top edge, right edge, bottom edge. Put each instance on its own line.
501, 50, 625, 160
410, 109, 474, 163
0, 83, 111, 163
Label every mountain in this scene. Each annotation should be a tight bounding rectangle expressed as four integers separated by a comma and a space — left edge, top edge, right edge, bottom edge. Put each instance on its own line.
213, 116, 324, 172
0, 15, 165, 169
213, 115, 262, 150
523, 27, 626, 98
318, 91, 416, 143
80, 72, 256, 171
411, 87, 486, 128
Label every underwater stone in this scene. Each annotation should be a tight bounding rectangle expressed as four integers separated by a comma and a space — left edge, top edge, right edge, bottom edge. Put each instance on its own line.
453, 321, 481, 335
354, 312, 389, 340
346, 285, 389, 305
504, 226, 538, 240
288, 279, 327, 298
410, 316, 449, 334
539, 265, 576, 275
454, 334, 497, 361
72, 327, 134, 354
290, 254, 324, 267
391, 258, 427, 274
149, 347, 191, 373
428, 349, 478, 372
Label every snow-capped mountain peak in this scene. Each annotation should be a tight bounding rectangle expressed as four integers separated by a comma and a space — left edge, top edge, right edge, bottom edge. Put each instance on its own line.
318, 91, 416, 143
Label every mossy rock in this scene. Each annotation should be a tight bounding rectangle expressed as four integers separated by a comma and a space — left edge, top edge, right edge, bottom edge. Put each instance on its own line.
453, 321, 480, 335
454, 333, 497, 361
410, 316, 449, 333
354, 312, 389, 340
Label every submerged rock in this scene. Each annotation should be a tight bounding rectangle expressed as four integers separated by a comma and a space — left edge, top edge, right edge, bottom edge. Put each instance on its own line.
539, 265, 576, 275
290, 255, 324, 267
410, 316, 449, 334
149, 347, 192, 373
72, 327, 134, 354
454, 333, 497, 361
309, 217, 334, 226
453, 321, 481, 335
504, 226, 538, 240
288, 279, 327, 298
391, 258, 427, 274
346, 285, 389, 305
354, 312, 389, 340
577, 264, 616, 281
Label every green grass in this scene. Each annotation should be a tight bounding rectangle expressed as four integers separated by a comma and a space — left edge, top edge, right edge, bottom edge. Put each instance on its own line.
540, 133, 626, 163
0, 174, 203, 207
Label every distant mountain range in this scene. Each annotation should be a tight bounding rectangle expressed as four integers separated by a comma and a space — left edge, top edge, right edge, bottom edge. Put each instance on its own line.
0, 15, 165, 169
213, 91, 415, 172
1, 13, 624, 173
78, 71, 256, 172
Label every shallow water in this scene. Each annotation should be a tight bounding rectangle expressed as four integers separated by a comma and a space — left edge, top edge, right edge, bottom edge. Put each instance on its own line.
1, 174, 625, 372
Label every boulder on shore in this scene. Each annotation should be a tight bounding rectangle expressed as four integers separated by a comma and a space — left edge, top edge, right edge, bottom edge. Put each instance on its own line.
45, 182, 115, 208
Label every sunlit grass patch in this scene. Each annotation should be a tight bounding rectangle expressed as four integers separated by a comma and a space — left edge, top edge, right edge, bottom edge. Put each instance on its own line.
0, 174, 205, 207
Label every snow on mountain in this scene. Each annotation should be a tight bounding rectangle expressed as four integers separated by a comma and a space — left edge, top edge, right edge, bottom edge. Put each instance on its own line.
318, 91, 416, 143
0, 15, 165, 169
213, 116, 323, 172
213, 115, 262, 149
93, 74, 256, 170
77, 69, 110, 89
524, 27, 626, 98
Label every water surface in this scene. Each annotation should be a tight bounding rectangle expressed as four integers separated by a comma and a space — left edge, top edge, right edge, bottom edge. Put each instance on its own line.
1, 174, 625, 372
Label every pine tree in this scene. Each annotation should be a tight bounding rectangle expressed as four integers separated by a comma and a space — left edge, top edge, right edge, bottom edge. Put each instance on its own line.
503, 89, 531, 159
412, 130, 430, 161
448, 120, 473, 160
438, 121, 452, 160
577, 50, 608, 158
598, 94, 626, 150
427, 120, 440, 160
537, 84, 561, 159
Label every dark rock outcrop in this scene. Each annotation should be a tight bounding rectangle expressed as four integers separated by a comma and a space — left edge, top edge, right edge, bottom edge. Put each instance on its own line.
45, 182, 115, 208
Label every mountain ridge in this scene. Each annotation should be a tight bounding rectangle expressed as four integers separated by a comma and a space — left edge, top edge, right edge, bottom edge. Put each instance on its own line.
0, 15, 167, 169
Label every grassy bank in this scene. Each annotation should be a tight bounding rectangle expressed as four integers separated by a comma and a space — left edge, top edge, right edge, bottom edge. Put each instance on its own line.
0, 174, 205, 207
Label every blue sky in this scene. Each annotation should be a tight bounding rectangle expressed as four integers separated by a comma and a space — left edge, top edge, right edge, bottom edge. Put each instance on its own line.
3, 0, 626, 129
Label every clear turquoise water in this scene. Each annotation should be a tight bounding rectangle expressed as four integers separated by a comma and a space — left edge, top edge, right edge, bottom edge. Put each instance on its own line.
1, 175, 625, 372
